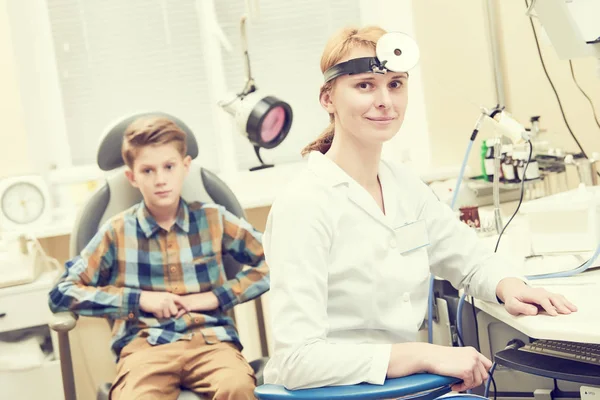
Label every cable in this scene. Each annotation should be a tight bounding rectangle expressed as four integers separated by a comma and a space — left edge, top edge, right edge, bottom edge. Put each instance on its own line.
494, 141, 532, 253
524, 0, 537, 17
456, 141, 530, 346
484, 362, 497, 398
484, 340, 525, 399
524, 0, 590, 159
455, 324, 466, 349
455, 295, 481, 350
470, 295, 481, 350
526, 241, 600, 280
451, 139, 476, 210
569, 60, 600, 131
456, 294, 467, 347
490, 374, 497, 400
429, 117, 485, 344
454, 141, 530, 396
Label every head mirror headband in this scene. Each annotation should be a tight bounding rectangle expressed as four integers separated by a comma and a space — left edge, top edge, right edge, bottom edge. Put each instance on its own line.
323, 32, 420, 83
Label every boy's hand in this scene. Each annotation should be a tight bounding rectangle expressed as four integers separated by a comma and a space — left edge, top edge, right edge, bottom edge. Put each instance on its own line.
175, 292, 220, 319
139, 291, 189, 319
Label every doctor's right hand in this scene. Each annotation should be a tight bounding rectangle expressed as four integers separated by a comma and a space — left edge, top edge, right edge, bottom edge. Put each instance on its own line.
423, 345, 492, 392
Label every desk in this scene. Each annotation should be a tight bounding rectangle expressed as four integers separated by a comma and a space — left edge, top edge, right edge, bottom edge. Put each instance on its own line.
472, 259, 600, 397
475, 268, 600, 345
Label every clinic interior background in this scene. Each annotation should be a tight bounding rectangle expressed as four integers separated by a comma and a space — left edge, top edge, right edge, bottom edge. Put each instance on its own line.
1, 0, 600, 399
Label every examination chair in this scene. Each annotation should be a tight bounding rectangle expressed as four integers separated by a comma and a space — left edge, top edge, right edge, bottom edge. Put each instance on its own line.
255, 374, 463, 400
49, 112, 268, 400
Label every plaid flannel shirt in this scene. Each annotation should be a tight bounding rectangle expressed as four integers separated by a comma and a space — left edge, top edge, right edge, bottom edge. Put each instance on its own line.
49, 199, 269, 357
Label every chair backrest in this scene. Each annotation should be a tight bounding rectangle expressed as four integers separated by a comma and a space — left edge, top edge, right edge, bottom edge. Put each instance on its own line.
70, 112, 246, 282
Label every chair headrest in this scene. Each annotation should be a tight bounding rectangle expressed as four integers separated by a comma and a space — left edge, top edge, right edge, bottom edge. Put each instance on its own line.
97, 112, 200, 171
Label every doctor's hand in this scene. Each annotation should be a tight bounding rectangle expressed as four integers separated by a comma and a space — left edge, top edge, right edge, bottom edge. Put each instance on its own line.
423, 345, 492, 392
387, 343, 491, 392
496, 277, 578, 316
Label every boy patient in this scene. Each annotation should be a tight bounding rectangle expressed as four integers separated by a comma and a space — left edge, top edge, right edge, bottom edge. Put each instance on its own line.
49, 116, 269, 400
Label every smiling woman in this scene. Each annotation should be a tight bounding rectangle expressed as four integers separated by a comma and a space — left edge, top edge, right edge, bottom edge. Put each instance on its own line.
301, 28, 417, 157
260, 24, 577, 393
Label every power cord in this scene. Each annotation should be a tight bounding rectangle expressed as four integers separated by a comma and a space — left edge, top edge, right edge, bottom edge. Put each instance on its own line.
524, 0, 592, 163
454, 140, 531, 395
489, 374, 497, 400
494, 140, 533, 253
456, 141, 531, 344
484, 339, 525, 399
470, 295, 480, 350
569, 60, 600, 131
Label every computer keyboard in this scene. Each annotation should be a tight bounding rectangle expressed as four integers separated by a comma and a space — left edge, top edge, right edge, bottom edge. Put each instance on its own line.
519, 339, 600, 366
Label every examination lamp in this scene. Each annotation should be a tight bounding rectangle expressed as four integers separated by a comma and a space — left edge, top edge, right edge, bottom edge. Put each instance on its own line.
488, 107, 532, 144
219, 16, 293, 172
323, 31, 420, 83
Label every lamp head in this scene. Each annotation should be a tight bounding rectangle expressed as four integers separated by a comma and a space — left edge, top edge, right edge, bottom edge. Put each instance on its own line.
220, 91, 293, 149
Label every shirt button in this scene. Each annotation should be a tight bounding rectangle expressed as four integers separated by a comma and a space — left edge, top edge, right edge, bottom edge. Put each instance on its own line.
390, 238, 397, 249
128, 312, 135, 319
168, 243, 173, 249
173, 286, 179, 292
170, 266, 176, 272
194, 318, 201, 324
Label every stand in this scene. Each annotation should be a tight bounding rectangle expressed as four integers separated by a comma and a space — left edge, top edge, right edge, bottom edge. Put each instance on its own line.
249, 146, 274, 172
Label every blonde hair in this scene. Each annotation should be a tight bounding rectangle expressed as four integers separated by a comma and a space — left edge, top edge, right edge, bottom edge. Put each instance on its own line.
121, 116, 187, 168
301, 26, 388, 156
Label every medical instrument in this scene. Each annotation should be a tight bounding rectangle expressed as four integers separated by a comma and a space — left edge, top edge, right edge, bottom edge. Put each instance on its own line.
430, 106, 527, 344
218, 16, 293, 171
323, 31, 420, 83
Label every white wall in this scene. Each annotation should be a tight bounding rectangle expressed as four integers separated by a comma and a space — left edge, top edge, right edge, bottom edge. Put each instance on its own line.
6, 0, 70, 174
0, 0, 33, 178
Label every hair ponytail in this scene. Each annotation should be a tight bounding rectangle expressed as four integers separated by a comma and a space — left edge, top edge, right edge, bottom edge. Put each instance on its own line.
301, 120, 334, 156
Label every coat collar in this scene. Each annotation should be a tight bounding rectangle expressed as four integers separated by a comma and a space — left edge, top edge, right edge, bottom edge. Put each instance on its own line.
307, 151, 399, 229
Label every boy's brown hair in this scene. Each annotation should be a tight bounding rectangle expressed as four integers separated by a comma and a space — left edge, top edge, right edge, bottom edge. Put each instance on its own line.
121, 116, 188, 168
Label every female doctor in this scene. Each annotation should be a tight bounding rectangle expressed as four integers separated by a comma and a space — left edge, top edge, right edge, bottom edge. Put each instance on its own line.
262, 26, 577, 393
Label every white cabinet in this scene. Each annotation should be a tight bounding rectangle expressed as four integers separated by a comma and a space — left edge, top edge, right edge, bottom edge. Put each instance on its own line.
0, 271, 64, 400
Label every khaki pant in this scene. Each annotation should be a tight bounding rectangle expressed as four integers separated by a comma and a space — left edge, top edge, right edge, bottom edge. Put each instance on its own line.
109, 334, 256, 400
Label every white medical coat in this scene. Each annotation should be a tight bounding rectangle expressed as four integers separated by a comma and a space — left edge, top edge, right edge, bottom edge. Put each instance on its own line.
262, 151, 517, 390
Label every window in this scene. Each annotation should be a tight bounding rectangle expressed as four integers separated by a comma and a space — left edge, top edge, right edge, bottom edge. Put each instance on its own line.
46, 0, 219, 170
214, 0, 362, 170
9, 0, 431, 182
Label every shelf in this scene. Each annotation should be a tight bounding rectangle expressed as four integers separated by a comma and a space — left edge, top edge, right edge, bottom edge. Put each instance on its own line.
495, 348, 600, 386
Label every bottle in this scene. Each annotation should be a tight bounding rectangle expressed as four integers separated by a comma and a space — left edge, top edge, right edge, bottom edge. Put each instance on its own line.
499, 150, 507, 183
480, 140, 489, 179
484, 139, 497, 182
502, 150, 518, 183
512, 156, 521, 183
515, 150, 541, 181
525, 158, 540, 180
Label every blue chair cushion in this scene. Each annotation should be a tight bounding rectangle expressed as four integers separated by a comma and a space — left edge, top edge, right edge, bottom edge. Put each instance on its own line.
254, 373, 461, 400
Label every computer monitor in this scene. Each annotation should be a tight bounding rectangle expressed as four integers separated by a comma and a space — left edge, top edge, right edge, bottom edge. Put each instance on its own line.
533, 0, 600, 59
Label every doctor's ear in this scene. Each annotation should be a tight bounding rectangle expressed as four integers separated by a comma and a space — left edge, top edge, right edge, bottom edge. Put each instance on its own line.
319, 88, 336, 114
